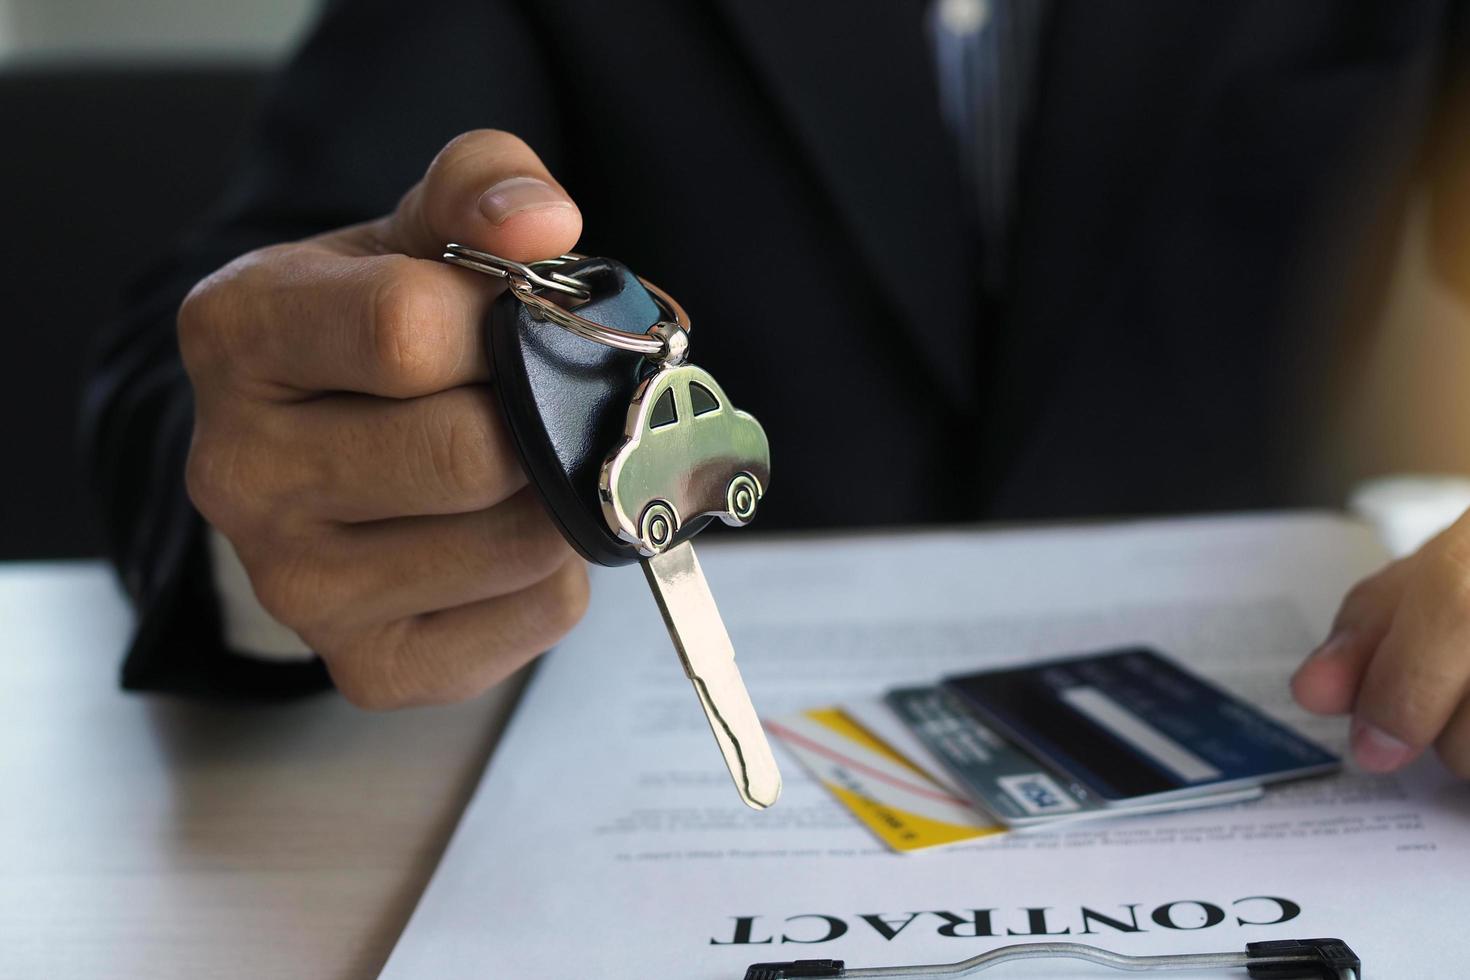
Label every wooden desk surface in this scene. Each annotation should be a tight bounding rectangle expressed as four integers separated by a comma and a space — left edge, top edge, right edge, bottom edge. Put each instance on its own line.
0, 561, 522, 979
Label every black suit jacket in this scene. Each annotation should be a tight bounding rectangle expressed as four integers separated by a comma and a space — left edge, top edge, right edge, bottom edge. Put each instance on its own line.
83, 0, 1470, 696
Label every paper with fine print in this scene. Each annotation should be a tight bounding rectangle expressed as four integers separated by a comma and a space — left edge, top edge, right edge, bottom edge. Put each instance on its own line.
378, 514, 1470, 979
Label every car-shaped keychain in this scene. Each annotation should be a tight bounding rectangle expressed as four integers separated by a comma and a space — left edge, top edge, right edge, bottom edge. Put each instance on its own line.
600, 364, 771, 556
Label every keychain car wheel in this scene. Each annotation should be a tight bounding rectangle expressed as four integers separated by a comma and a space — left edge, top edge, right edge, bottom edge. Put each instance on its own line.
724, 472, 761, 526
639, 500, 679, 554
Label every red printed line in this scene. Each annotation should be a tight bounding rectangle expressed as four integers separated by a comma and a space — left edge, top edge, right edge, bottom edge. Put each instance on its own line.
766, 720, 974, 808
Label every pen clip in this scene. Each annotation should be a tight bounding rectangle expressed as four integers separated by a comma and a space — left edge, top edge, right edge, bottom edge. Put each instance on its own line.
1247, 938, 1361, 980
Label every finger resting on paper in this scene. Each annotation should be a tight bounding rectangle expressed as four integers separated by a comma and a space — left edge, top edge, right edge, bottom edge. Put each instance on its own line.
1349, 556, 1470, 771
1291, 559, 1409, 716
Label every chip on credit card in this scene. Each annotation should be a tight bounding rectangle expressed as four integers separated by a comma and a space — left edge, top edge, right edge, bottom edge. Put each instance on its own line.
942, 646, 1339, 806
884, 686, 1261, 827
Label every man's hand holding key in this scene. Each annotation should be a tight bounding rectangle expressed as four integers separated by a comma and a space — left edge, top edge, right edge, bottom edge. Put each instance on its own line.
180, 130, 591, 709
182, 127, 782, 807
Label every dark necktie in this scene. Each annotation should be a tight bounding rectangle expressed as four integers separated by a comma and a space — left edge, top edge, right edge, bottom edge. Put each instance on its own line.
930, 0, 1049, 292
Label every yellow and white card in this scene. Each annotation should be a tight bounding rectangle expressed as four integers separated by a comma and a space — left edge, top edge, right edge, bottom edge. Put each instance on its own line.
768, 707, 1006, 853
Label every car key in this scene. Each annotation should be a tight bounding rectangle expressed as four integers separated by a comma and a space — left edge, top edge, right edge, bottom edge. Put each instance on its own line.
442, 244, 782, 809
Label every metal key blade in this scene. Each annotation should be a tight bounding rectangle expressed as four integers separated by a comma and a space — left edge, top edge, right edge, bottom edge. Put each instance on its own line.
642, 541, 781, 810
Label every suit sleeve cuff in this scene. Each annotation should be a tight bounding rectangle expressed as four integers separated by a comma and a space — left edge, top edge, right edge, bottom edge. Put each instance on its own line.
206, 526, 315, 662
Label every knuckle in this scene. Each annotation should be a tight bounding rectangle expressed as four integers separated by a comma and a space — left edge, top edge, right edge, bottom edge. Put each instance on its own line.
424, 394, 500, 505
413, 671, 493, 708
491, 501, 572, 585
249, 558, 310, 631
385, 635, 488, 710
252, 410, 322, 509
176, 246, 287, 377
185, 418, 305, 531
185, 430, 250, 530
249, 549, 347, 635
532, 560, 591, 640
559, 563, 592, 629
176, 272, 235, 376
367, 257, 457, 394
329, 655, 413, 712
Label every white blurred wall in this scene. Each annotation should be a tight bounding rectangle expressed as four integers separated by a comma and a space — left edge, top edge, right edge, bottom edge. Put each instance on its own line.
0, 0, 318, 61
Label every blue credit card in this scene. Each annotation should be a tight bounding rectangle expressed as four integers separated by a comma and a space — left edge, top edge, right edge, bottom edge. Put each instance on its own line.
942, 646, 1339, 804
885, 685, 1104, 825
882, 685, 1263, 827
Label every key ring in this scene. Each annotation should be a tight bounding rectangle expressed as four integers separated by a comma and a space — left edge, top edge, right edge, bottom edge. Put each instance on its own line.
442, 243, 691, 363
440, 245, 591, 299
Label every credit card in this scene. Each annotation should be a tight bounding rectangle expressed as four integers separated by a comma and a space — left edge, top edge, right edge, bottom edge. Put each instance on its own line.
942, 646, 1339, 805
884, 685, 1264, 827
884, 686, 1102, 827
767, 708, 1006, 853
837, 697, 967, 797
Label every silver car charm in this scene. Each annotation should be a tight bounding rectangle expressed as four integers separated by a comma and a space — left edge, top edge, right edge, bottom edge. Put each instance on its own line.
601, 364, 770, 556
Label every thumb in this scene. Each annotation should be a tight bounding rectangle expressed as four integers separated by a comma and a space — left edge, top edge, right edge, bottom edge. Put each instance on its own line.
1290, 557, 1411, 715
378, 129, 582, 262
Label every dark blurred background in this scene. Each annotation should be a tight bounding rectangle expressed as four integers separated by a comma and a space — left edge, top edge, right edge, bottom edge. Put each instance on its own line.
4, 0, 1469, 561
0, 1, 318, 559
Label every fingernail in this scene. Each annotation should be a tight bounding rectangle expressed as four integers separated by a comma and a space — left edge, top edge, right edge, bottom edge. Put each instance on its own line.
1291, 631, 1351, 686
1351, 719, 1414, 772
477, 177, 572, 225
1309, 630, 1354, 662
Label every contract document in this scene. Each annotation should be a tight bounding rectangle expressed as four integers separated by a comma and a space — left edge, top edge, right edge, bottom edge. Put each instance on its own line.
379, 514, 1470, 978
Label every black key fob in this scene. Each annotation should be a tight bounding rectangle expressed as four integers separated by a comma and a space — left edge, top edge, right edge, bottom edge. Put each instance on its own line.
488, 257, 710, 567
